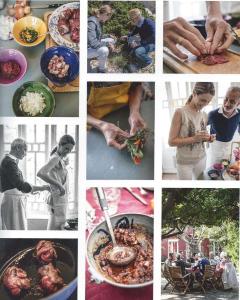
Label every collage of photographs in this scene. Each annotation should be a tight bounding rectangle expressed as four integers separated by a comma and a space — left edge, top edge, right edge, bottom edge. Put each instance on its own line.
0, 0, 239, 300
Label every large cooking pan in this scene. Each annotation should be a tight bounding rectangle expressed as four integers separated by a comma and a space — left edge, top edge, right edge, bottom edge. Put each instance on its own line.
0, 239, 77, 300
86, 213, 153, 289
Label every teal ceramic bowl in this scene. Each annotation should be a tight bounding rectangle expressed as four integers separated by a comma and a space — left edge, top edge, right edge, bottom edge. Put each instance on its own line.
12, 81, 55, 117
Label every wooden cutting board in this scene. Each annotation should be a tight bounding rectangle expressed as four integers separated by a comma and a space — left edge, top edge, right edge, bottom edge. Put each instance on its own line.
44, 12, 79, 93
163, 48, 240, 74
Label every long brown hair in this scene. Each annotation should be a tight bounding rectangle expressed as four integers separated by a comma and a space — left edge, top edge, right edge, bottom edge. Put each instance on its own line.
186, 82, 215, 105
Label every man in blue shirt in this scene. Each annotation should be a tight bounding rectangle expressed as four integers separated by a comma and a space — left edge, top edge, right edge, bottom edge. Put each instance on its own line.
122, 8, 155, 71
208, 86, 240, 165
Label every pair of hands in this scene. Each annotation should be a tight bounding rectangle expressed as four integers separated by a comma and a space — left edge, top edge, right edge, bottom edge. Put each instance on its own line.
120, 35, 138, 49
164, 16, 233, 59
193, 131, 216, 143
99, 112, 147, 150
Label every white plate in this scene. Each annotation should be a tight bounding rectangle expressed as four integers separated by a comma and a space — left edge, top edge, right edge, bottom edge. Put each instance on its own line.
48, 2, 79, 52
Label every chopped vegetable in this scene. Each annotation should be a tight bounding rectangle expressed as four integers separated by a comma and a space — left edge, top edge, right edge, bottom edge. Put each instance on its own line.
125, 129, 149, 165
19, 91, 46, 116
19, 27, 38, 43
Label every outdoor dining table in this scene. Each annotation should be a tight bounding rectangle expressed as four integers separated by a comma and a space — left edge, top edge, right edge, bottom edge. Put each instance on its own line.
86, 188, 153, 300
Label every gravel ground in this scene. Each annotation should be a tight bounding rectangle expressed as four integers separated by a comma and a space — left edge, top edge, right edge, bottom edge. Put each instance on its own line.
161, 279, 239, 300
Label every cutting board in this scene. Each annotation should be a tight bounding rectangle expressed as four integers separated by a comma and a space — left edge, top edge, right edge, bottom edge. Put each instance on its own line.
163, 48, 240, 74
44, 12, 79, 93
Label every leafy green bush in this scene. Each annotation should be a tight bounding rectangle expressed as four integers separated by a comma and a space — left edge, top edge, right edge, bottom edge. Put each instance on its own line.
88, 1, 154, 37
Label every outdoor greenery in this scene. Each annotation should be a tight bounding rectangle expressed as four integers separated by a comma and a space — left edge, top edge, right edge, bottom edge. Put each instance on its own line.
162, 188, 239, 267
88, 1, 153, 36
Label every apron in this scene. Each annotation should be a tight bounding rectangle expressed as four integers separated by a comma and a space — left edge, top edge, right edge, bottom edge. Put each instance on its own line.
87, 82, 131, 119
47, 155, 69, 230
208, 141, 232, 166
1, 188, 27, 230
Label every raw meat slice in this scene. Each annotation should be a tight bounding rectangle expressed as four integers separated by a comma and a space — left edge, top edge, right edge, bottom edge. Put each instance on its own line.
198, 54, 229, 65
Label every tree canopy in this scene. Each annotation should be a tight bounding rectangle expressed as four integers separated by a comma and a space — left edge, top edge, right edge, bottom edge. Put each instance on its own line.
88, 1, 154, 37
162, 188, 239, 239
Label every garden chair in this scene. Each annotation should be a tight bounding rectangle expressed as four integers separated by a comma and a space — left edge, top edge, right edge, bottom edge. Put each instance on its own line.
214, 268, 224, 290
168, 266, 192, 295
161, 265, 173, 290
197, 265, 217, 293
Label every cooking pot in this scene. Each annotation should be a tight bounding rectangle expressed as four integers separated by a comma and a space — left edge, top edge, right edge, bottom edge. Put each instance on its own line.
0, 239, 77, 300
86, 213, 153, 289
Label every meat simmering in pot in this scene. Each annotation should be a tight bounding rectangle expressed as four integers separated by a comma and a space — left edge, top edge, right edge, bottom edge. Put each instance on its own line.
38, 263, 65, 295
94, 225, 153, 285
3, 266, 31, 296
35, 240, 57, 263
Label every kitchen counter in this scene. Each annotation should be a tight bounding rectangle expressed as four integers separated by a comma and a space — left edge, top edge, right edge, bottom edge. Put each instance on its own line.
87, 100, 155, 180
0, 1, 79, 117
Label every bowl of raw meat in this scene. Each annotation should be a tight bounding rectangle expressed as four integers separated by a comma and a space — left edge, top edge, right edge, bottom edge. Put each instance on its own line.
0, 239, 78, 300
40, 46, 79, 86
48, 2, 80, 52
86, 213, 153, 288
0, 48, 27, 84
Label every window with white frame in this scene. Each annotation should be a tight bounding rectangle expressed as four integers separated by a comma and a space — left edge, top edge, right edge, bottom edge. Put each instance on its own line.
0, 124, 79, 219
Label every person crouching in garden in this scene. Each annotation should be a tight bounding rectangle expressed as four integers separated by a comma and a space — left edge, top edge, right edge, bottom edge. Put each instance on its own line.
87, 5, 115, 73
0, 139, 49, 230
121, 8, 155, 72
168, 82, 216, 180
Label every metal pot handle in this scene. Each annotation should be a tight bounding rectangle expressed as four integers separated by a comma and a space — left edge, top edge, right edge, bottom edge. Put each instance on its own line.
88, 266, 104, 284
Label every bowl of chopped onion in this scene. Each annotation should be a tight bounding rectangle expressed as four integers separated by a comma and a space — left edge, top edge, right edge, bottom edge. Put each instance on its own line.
13, 16, 47, 47
12, 81, 55, 117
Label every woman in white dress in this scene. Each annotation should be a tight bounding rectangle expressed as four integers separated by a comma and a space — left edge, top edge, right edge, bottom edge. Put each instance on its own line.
168, 82, 216, 180
37, 135, 75, 230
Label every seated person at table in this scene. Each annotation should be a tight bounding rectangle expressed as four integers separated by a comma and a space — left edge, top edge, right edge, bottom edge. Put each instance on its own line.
208, 86, 240, 165
219, 252, 239, 290
87, 82, 147, 150
121, 9, 155, 70
174, 253, 191, 276
193, 252, 210, 274
209, 251, 219, 265
164, 253, 174, 269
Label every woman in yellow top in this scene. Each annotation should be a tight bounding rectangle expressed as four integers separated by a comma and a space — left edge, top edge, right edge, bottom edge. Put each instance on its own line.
87, 82, 147, 149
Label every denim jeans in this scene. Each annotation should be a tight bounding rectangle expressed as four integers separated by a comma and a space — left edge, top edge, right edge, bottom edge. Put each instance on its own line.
133, 43, 155, 67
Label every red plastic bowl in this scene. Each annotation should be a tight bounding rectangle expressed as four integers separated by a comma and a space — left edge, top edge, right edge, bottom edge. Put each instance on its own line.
0, 48, 27, 85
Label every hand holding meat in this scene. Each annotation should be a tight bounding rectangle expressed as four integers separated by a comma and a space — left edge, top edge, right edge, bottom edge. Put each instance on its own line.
3, 266, 30, 296
36, 240, 57, 263
38, 263, 64, 294
164, 17, 207, 59
205, 17, 234, 54
99, 122, 130, 150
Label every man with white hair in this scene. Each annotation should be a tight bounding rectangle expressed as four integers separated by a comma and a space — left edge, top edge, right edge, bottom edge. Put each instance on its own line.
0, 138, 49, 230
209, 251, 219, 265
193, 252, 210, 275
122, 8, 155, 71
208, 86, 240, 165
